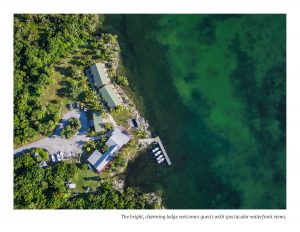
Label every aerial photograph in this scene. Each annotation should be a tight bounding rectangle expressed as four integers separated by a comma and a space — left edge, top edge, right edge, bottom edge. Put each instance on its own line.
13, 14, 286, 209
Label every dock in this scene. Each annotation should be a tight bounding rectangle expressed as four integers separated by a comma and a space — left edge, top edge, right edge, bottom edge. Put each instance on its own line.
138, 136, 172, 165
154, 136, 172, 165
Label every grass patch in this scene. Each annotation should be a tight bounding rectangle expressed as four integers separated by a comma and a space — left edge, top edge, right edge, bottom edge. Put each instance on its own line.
39, 57, 71, 115
71, 169, 101, 193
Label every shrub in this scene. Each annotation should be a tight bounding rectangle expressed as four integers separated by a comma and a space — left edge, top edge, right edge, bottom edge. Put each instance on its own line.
116, 76, 129, 86
61, 117, 81, 139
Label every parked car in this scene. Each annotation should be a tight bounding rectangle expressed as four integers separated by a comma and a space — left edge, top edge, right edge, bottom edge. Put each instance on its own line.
51, 154, 56, 162
56, 153, 62, 161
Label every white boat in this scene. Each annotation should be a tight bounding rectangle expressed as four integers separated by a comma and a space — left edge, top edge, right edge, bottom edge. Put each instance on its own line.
158, 158, 165, 164
154, 150, 162, 157
152, 147, 159, 153
156, 155, 163, 161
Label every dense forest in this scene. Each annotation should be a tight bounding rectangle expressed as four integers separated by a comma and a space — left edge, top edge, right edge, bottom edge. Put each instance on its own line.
14, 151, 160, 209
14, 14, 96, 144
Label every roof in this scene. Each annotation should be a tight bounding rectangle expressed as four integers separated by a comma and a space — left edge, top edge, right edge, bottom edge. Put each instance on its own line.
92, 112, 105, 133
90, 63, 109, 87
88, 145, 119, 173
99, 84, 122, 108
87, 150, 102, 166
68, 183, 76, 189
106, 127, 131, 148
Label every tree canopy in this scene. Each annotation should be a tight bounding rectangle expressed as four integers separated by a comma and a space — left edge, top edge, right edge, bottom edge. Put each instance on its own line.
14, 149, 161, 209
14, 14, 100, 145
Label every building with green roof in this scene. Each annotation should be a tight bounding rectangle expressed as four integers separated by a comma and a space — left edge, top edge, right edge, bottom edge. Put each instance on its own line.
92, 112, 105, 133
89, 63, 109, 88
99, 84, 122, 108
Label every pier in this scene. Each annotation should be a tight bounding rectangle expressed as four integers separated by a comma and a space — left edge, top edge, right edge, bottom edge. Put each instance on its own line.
139, 136, 172, 165
154, 136, 172, 165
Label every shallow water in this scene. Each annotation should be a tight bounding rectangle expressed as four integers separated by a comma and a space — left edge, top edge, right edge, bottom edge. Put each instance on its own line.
103, 14, 286, 209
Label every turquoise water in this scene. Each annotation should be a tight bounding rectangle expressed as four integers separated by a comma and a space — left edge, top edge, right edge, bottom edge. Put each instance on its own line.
103, 14, 286, 209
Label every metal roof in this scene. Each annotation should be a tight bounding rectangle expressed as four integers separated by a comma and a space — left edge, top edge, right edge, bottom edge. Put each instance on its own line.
87, 150, 102, 166
106, 127, 131, 148
90, 63, 109, 87
87, 127, 131, 173
88, 145, 119, 173
92, 112, 105, 133
99, 84, 122, 108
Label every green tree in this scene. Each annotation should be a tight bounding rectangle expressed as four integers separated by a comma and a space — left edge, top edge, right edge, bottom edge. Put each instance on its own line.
116, 76, 129, 86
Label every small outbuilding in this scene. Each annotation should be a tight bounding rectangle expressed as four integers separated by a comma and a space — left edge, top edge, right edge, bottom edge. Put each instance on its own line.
67, 183, 76, 189
92, 112, 105, 133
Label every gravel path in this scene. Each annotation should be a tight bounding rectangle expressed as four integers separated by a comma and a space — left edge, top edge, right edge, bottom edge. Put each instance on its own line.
14, 109, 95, 156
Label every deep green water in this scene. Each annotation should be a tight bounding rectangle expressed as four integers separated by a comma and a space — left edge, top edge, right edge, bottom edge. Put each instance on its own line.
103, 14, 286, 209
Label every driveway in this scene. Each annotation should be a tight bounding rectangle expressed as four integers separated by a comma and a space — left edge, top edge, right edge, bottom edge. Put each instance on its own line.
14, 109, 96, 156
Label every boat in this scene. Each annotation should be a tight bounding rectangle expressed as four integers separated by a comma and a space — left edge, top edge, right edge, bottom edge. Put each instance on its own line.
156, 155, 163, 161
154, 150, 162, 156
158, 158, 165, 164
152, 147, 159, 153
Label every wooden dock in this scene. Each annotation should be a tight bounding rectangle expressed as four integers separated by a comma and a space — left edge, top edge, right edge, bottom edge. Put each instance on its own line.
138, 136, 172, 166
154, 136, 172, 166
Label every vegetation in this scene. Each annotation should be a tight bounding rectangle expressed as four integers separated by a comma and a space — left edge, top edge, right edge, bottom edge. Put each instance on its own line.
14, 14, 101, 145
14, 149, 161, 209
111, 105, 133, 128
32, 147, 49, 160
82, 136, 107, 154
104, 122, 113, 131
64, 184, 160, 209
14, 151, 78, 209
137, 128, 148, 139
115, 75, 129, 86
71, 169, 101, 193
91, 33, 120, 77
61, 117, 81, 139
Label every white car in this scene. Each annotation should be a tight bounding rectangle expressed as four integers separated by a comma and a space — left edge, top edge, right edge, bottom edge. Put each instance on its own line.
51, 154, 56, 162
56, 153, 61, 161
154, 150, 162, 157
158, 158, 165, 164
156, 155, 163, 161
152, 147, 159, 153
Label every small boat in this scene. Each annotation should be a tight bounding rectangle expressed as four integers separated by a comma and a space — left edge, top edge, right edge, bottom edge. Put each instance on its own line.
152, 147, 159, 153
158, 158, 165, 164
154, 151, 162, 157
156, 155, 163, 161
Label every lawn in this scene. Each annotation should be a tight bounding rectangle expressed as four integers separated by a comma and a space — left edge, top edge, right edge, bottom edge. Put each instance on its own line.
71, 169, 101, 193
